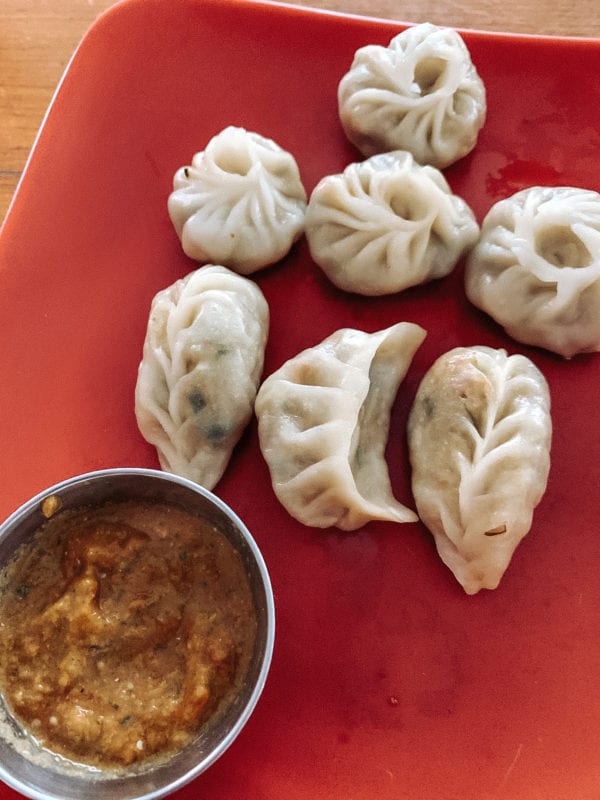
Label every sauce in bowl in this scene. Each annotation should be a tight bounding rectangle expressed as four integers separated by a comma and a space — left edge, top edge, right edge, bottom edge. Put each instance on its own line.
0, 498, 257, 769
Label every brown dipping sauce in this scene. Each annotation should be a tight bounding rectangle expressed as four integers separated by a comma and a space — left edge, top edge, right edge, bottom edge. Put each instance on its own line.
0, 499, 257, 769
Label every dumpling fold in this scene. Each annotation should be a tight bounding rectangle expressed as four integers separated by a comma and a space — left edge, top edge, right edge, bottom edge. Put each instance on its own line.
168, 127, 306, 274
465, 185, 600, 358
338, 23, 486, 168
305, 150, 479, 296
255, 322, 426, 530
407, 346, 552, 594
135, 264, 269, 489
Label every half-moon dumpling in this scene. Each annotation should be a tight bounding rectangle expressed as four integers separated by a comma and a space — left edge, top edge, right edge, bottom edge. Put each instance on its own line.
135, 264, 269, 489
407, 346, 552, 594
255, 322, 426, 530
338, 23, 486, 168
465, 185, 600, 358
168, 127, 307, 274
305, 150, 479, 296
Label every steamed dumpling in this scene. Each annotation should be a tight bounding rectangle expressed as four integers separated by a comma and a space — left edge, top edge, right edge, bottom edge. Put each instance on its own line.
338, 23, 486, 168
305, 150, 479, 295
168, 127, 307, 274
135, 265, 269, 489
407, 346, 552, 594
465, 185, 600, 358
255, 322, 426, 530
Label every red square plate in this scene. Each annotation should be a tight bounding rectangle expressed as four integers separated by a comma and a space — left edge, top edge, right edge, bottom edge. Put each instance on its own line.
1, 1, 600, 797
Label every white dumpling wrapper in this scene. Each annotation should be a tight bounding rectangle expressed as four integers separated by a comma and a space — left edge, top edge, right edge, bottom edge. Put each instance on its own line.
305, 150, 479, 296
255, 322, 426, 530
135, 265, 269, 489
168, 126, 307, 274
407, 346, 552, 594
338, 23, 486, 168
465, 185, 600, 358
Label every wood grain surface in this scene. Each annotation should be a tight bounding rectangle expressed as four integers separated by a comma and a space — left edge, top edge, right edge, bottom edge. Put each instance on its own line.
1, 0, 598, 224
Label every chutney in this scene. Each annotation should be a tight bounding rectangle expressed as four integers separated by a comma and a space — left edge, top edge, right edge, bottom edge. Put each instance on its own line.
0, 499, 257, 769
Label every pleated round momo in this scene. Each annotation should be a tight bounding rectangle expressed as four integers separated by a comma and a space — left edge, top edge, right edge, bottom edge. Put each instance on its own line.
305, 150, 479, 295
465, 186, 600, 358
167, 127, 307, 274
135, 265, 269, 489
408, 346, 552, 595
255, 322, 426, 531
338, 23, 486, 169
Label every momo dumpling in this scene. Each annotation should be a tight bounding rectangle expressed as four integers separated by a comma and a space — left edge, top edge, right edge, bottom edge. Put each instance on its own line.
407, 346, 552, 594
338, 23, 486, 168
168, 127, 307, 274
465, 186, 600, 358
255, 322, 426, 530
135, 265, 269, 489
305, 150, 479, 295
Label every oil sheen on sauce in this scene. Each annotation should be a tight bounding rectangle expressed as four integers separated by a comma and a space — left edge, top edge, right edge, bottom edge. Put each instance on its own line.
0, 499, 257, 769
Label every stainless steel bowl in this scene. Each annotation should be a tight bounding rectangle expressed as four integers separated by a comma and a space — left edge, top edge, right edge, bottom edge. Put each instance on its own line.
0, 468, 275, 800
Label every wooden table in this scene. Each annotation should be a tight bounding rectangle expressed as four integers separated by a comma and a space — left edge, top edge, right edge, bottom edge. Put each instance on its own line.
1, 0, 598, 224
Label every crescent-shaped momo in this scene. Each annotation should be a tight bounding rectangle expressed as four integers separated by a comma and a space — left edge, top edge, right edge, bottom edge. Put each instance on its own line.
338, 23, 486, 168
305, 150, 479, 296
168, 126, 307, 274
465, 185, 600, 358
407, 346, 552, 594
135, 265, 269, 489
255, 322, 426, 530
